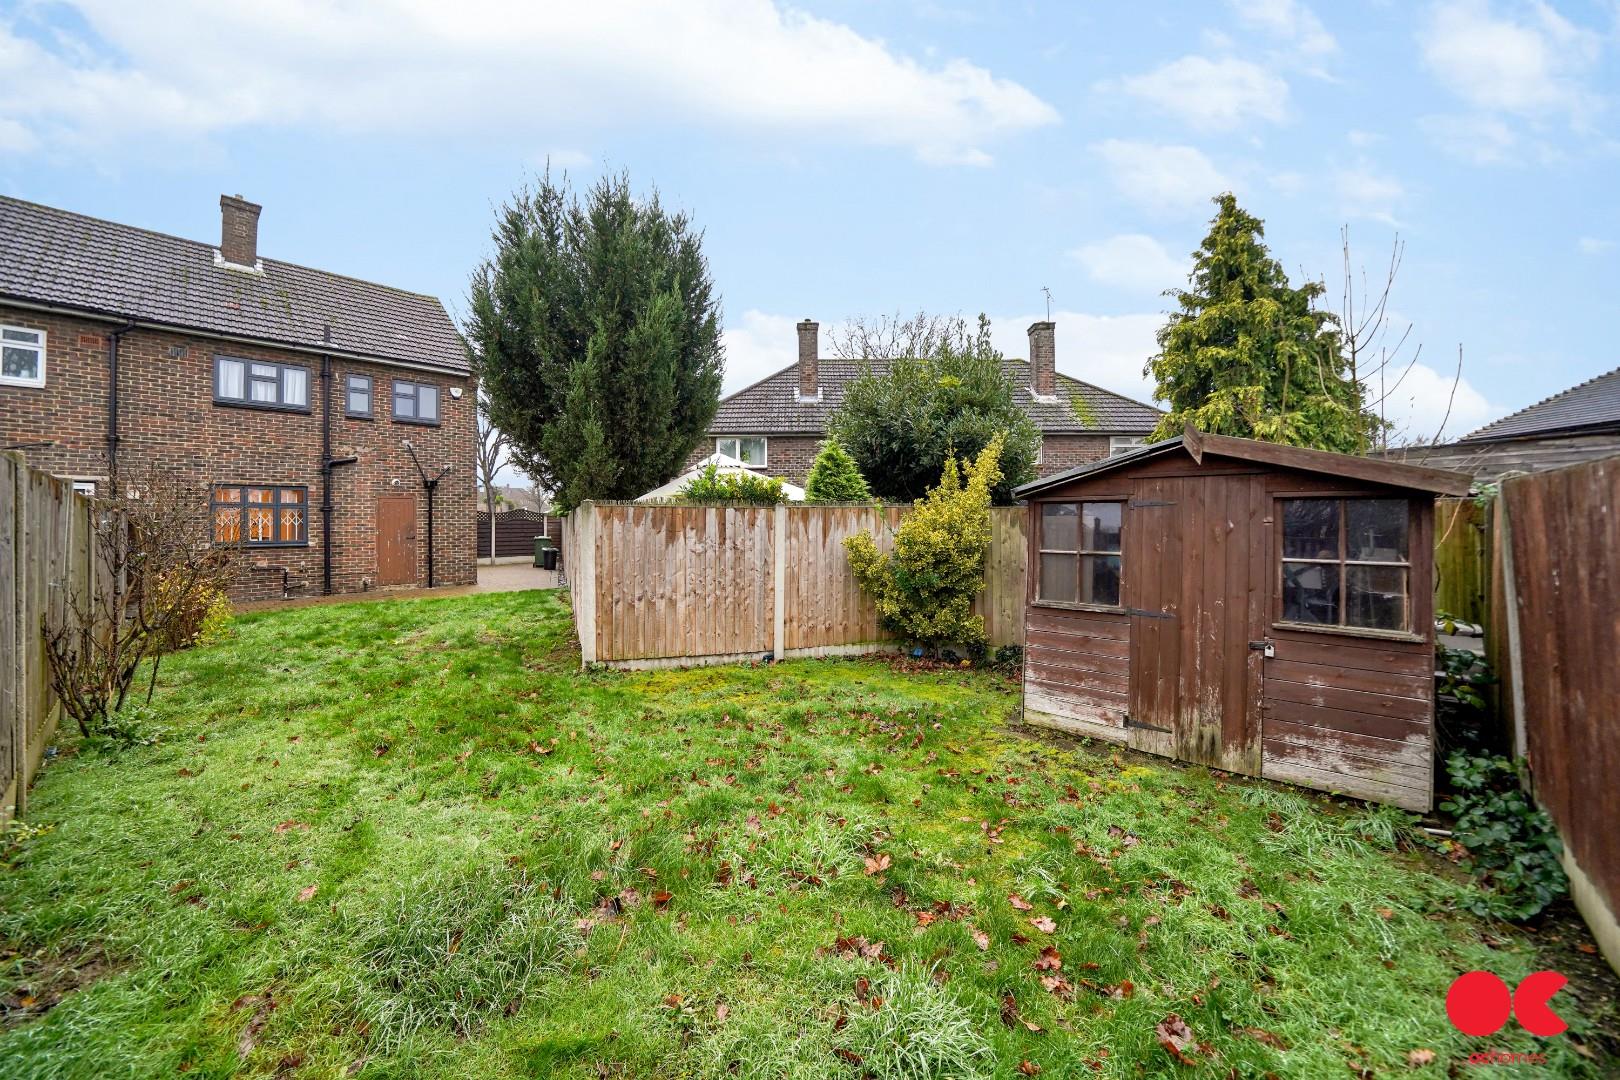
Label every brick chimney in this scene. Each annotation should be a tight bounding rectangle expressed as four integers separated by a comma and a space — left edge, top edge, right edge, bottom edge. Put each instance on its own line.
219, 194, 262, 268
796, 318, 820, 401
1027, 320, 1056, 399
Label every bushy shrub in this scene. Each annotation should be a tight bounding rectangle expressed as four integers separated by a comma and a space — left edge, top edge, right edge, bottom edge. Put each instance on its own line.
1441, 754, 1567, 920
153, 571, 233, 653
844, 436, 1001, 652
804, 437, 872, 503
677, 464, 789, 505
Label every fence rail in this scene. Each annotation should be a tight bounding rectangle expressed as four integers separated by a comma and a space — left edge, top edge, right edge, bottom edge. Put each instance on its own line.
1489, 454, 1620, 970
2, 452, 114, 824
562, 502, 1026, 668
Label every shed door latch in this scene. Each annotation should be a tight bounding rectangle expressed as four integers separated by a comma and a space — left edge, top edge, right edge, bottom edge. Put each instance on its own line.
1249, 639, 1275, 657
1123, 716, 1173, 733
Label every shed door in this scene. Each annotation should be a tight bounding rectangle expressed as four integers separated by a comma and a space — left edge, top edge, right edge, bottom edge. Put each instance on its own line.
376, 495, 417, 586
1126, 475, 1265, 775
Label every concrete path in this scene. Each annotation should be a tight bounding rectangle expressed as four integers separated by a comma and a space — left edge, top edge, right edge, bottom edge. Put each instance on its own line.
235, 561, 559, 613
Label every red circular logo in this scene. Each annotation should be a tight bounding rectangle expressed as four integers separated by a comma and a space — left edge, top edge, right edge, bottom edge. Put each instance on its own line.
1446, 971, 1512, 1036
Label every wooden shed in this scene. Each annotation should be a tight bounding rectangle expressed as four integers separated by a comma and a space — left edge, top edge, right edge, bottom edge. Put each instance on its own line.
1015, 427, 1471, 811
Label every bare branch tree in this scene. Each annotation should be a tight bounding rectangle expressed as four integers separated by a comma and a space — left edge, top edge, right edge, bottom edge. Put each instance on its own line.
826, 310, 972, 360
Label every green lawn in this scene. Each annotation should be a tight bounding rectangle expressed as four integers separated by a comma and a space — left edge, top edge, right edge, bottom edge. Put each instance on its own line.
0, 590, 1609, 1077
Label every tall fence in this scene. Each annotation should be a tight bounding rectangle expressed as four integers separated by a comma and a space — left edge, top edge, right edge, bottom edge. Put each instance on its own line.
2, 453, 113, 823
562, 502, 1026, 668
1489, 455, 1620, 970
475, 509, 561, 562
1433, 497, 1489, 625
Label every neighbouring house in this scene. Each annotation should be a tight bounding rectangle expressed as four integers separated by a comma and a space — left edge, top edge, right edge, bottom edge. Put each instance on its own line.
1376, 365, 1620, 483
687, 319, 1163, 486
477, 483, 548, 513
1015, 427, 1470, 811
638, 452, 807, 502
0, 194, 476, 601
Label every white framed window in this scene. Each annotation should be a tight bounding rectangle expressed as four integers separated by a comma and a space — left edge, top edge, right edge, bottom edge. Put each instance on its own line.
716, 436, 767, 466
1109, 435, 1147, 457
393, 379, 440, 425
1, 325, 46, 387
70, 479, 97, 497
214, 355, 309, 411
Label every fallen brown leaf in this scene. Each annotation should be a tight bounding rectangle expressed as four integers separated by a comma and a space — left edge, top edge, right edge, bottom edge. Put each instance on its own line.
1155, 1014, 1201, 1066
1008, 893, 1034, 911
1406, 1048, 1436, 1067
1030, 916, 1057, 934
296, 884, 318, 902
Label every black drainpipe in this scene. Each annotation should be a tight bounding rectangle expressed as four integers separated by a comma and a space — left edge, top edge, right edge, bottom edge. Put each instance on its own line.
318, 326, 358, 595
106, 319, 136, 487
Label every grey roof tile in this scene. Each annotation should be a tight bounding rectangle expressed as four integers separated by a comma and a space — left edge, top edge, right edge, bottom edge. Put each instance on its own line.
710, 358, 1162, 435
1461, 366, 1620, 442
0, 195, 466, 374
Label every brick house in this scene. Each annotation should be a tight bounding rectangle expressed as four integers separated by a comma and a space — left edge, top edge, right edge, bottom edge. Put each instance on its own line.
0, 194, 475, 602
690, 319, 1163, 486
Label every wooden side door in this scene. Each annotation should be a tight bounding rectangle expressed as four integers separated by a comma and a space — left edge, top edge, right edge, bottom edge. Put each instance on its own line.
376, 495, 417, 586
1125, 477, 1181, 758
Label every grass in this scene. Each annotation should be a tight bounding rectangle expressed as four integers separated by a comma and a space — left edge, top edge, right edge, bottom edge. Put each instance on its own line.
0, 589, 1612, 1077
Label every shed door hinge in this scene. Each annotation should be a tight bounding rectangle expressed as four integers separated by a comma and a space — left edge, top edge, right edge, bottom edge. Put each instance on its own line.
1128, 500, 1176, 508
1127, 607, 1174, 620
1123, 716, 1173, 733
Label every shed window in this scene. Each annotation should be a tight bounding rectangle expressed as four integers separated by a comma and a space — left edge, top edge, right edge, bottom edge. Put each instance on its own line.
1280, 497, 1410, 631
214, 356, 309, 410
212, 485, 308, 546
716, 436, 766, 467
393, 379, 439, 424
1038, 501, 1122, 607
1, 325, 45, 387
346, 374, 373, 417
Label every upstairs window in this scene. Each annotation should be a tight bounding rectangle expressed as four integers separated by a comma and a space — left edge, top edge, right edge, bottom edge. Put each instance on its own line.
393, 379, 439, 424
716, 436, 766, 466
214, 356, 309, 411
1280, 497, 1411, 632
346, 374, 373, 417
1, 325, 46, 387
212, 485, 308, 547
1109, 435, 1147, 456
1037, 501, 1122, 608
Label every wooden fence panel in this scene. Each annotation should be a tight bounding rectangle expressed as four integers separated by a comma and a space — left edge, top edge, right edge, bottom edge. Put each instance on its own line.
1491, 455, 1620, 970
1, 452, 118, 824
1433, 497, 1488, 625
566, 501, 1027, 668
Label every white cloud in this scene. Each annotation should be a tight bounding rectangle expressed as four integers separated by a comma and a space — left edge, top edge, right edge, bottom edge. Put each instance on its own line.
1336, 162, 1406, 225
1419, 0, 1603, 123
1094, 140, 1231, 215
1111, 56, 1289, 130
1418, 113, 1518, 164
1069, 235, 1190, 295
721, 310, 799, 395
0, 1, 1058, 165
989, 310, 1165, 406
1229, 0, 1338, 57
1577, 236, 1614, 255
1370, 360, 1496, 445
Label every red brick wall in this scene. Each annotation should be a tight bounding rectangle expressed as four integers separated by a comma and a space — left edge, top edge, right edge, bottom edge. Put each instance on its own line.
0, 304, 476, 602
1037, 434, 1110, 477
683, 434, 823, 487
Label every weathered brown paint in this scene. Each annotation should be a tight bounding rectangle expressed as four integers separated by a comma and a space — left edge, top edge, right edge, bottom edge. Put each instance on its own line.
375, 495, 417, 586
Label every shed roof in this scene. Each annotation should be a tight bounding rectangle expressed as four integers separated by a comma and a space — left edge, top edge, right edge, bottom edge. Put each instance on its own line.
1014, 426, 1472, 498
0, 195, 466, 374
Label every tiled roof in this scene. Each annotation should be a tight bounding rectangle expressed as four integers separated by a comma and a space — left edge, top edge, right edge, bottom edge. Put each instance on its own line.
0, 195, 466, 374
1461, 366, 1620, 442
709, 358, 1162, 435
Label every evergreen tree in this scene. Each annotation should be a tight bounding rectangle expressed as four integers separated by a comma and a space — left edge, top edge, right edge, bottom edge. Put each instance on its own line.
1147, 193, 1379, 452
466, 171, 724, 511
803, 437, 872, 503
828, 315, 1038, 504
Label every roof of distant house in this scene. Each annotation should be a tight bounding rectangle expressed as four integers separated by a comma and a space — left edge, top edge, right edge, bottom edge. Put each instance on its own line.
1460, 365, 1620, 442
0, 195, 466, 374
710, 357, 1162, 436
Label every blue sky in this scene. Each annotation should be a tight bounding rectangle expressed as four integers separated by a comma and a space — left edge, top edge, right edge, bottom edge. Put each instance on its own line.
3, 0, 1617, 454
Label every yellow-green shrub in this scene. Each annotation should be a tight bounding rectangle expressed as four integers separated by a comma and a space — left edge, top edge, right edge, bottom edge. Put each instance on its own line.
844, 435, 1001, 651
153, 571, 233, 652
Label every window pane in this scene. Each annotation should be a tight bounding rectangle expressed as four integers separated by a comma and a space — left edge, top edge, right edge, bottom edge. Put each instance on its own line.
348, 388, 370, 414
214, 507, 241, 543
247, 488, 275, 503
1282, 561, 1340, 624
1081, 502, 1122, 553
735, 437, 762, 464
717, 438, 736, 458
2, 327, 41, 343
1041, 503, 1078, 552
213, 486, 241, 503
249, 376, 278, 403
282, 366, 308, 407
2, 345, 40, 379
279, 507, 304, 542
1079, 554, 1121, 606
216, 358, 245, 399
1346, 565, 1408, 630
1346, 499, 1408, 562
1039, 552, 1077, 603
394, 381, 416, 418
251, 363, 277, 379
418, 385, 439, 421
1282, 499, 1340, 560
280, 488, 304, 503
247, 507, 275, 542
